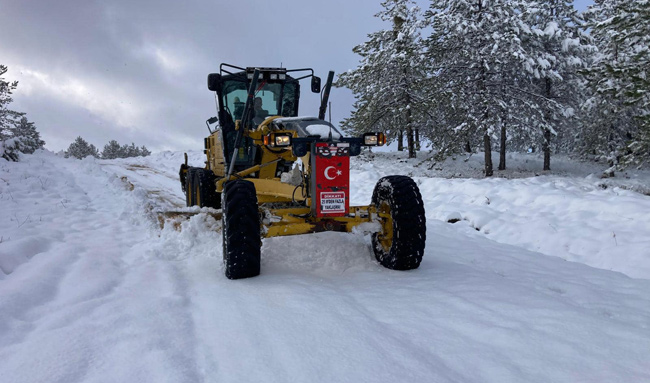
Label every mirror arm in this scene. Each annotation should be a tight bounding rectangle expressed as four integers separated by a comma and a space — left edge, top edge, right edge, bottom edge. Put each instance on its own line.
318, 71, 335, 120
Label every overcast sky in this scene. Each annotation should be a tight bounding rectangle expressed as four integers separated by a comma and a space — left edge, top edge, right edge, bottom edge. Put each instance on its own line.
1, 0, 593, 153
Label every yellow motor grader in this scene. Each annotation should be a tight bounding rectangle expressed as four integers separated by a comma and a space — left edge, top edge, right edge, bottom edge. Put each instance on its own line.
180, 64, 426, 279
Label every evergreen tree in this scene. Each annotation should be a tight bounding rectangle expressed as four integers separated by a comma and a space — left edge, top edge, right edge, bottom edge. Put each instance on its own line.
11, 116, 45, 154
425, 0, 589, 174
0, 137, 23, 161
102, 140, 122, 159
65, 136, 99, 159
102, 140, 151, 158
1, 64, 26, 161
139, 145, 151, 156
0, 65, 23, 131
336, 0, 427, 158
426, 0, 537, 175
120, 144, 130, 158
523, 0, 592, 170
583, 0, 649, 167
127, 143, 140, 157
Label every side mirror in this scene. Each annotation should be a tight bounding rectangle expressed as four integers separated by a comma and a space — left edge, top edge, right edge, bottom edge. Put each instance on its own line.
207, 73, 221, 91
311, 76, 321, 93
206, 116, 218, 134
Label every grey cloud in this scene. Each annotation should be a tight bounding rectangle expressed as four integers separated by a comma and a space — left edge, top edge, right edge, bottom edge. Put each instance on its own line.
1, 0, 591, 152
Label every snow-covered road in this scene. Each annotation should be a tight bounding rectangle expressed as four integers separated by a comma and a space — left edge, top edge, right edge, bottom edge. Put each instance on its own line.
1, 151, 649, 382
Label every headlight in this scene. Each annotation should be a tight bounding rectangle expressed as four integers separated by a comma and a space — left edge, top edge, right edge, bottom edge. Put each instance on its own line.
362, 132, 386, 146
275, 135, 291, 146
264, 132, 292, 147
364, 135, 378, 146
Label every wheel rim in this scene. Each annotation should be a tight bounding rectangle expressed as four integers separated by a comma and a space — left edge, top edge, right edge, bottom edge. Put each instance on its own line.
376, 201, 394, 252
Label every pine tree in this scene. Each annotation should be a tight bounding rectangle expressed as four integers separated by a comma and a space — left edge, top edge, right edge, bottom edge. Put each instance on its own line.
65, 136, 99, 159
127, 143, 140, 157
521, 0, 592, 170
426, 0, 538, 175
0, 65, 23, 131
102, 140, 151, 158
10, 116, 45, 154
102, 140, 122, 159
119, 144, 130, 158
425, 0, 589, 174
1, 64, 27, 161
583, 0, 650, 167
336, 0, 427, 158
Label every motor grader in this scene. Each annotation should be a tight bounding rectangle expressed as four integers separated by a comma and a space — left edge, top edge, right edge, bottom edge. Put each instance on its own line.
180, 63, 426, 279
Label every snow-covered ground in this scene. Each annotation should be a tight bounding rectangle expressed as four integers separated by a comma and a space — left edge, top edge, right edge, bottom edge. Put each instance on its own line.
1, 149, 649, 382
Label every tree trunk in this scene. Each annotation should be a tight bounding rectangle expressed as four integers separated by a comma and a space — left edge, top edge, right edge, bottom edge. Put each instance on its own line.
407, 126, 415, 158
398, 130, 404, 151
543, 77, 552, 171
415, 128, 420, 151
484, 133, 493, 177
543, 128, 551, 171
498, 123, 506, 170
406, 103, 416, 158
465, 141, 472, 153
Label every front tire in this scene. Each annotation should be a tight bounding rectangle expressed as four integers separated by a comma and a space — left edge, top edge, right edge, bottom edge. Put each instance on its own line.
222, 180, 261, 279
371, 175, 426, 270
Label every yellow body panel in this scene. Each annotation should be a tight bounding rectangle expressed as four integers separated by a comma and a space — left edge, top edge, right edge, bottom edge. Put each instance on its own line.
261, 206, 383, 238
195, 117, 385, 239
206, 131, 226, 177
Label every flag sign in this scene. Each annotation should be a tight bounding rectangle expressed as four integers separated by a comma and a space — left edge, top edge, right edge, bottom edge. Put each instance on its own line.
311, 142, 350, 217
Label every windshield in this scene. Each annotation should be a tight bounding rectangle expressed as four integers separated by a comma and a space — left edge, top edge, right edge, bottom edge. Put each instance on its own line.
221, 79, 298, 122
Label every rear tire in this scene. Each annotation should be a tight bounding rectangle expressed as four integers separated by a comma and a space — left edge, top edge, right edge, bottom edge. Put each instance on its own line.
193, 169, 221, 209
222, 180, 261, 279
371, 175, 426, 270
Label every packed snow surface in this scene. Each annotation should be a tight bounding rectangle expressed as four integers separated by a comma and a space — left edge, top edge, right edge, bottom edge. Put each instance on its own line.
1, 150, 650, 382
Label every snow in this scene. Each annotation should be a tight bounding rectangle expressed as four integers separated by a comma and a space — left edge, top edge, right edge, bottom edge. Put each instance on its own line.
1, 149, 650, 382
305, 124, 341, 140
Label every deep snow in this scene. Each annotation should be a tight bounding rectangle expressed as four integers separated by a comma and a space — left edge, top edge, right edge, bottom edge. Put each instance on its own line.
1, 149, 649, 382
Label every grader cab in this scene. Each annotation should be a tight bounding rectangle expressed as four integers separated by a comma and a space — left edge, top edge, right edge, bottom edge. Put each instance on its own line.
180, 63, 426, 279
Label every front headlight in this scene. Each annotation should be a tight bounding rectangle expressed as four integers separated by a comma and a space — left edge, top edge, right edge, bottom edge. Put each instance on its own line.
264, 132, 293, 147
275, 135, 291, 146
362, 132, 386, 146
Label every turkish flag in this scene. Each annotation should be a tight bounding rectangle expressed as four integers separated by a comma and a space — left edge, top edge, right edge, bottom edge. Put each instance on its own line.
311, 142, 350, 217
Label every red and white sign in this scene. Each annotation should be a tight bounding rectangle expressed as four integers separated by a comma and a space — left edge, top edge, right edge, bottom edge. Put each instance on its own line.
320, 192, 345, 213
311, 142, 349, 217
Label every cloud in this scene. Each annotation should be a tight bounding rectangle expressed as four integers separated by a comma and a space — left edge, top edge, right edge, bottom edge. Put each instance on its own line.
16, 66, 146, 128
0, 0, 396, 152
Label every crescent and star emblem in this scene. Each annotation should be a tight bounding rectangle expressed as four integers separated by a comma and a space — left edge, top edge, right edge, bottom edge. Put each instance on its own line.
324, 166, 343, 180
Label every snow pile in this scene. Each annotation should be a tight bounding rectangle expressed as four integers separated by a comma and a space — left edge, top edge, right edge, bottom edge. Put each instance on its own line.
1, 150, 650, 382
419, 177, 650, 278
350, 151, 650, 279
